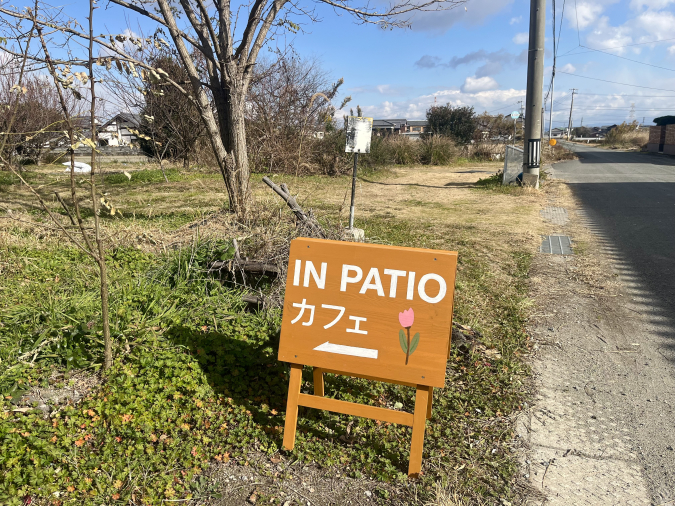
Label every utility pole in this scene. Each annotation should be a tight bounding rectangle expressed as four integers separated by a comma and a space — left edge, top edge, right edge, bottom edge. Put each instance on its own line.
567, 89, 577, 140
523, 0, 546, 188
548, 0, 556, 141
541, 107, 545, 141
517, 100, 524, 140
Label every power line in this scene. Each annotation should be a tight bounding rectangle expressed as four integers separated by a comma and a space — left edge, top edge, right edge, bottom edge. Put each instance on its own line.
487, 101, 525, 114
576, 93, 675, 97
557, 71, 675, 92
565, 45, 675, 72
559, 36, 675, 55
573, 0, 581, 46
573, 107, 675, 110
556, 0, 567, 56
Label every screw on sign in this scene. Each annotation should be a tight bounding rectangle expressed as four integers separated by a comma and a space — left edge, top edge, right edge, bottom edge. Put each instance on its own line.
278, 238, 458, 477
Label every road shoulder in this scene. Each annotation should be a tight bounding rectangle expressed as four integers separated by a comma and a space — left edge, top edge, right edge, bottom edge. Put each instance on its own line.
518, 178, 670, 505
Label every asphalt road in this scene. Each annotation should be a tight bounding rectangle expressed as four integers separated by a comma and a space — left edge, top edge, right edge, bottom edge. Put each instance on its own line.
550, 142, 675, 502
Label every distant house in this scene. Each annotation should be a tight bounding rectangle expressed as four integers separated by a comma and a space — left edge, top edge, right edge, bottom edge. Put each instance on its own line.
372, 119, 407, 135
98, 113, 141, 147
372, 119, 428, 138
402, 120, 429, 134
550, 127, 566, 138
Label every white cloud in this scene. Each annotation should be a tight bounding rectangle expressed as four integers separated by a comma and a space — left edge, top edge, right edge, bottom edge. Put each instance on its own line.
461, 76, 499, 93
409, 0, 513, 33
574, 2, 605, 29
357, 87, 526, 120
510, 16, 522, 24
560, 63, 577, 73
376, 84, 391, 94
585, 16, 634, 53
583, 9, 675, 54
630, 0, 675, 10
668, 45, 675, 55
512, 32, 529, 44
632, 10, 675, 39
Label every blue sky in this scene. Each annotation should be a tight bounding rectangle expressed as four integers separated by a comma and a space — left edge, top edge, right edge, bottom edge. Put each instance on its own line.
289, 0, 675, 127
8, 0, 675, 127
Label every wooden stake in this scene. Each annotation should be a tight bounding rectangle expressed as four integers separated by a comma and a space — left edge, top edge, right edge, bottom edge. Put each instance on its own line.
408, 385, 431, 477
282, 363, 303, 451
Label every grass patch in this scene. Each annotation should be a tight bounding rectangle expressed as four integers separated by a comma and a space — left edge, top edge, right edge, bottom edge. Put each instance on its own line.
1, 167, 536, 504
104, 168, 183, 185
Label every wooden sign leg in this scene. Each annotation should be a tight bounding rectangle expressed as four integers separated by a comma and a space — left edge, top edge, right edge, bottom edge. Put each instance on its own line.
313, 367, 324, 397
282, 363, 303, 451
426, 387, 433, 420
408, 385, 431, 478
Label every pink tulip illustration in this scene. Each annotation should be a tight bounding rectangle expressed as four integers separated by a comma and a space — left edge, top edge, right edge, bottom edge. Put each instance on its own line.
398, 308, 420, 365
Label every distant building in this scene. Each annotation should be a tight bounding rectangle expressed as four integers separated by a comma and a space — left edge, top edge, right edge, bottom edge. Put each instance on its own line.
372, 119, 429, 139
372, 119, 407, 135
98, 113, 141, 147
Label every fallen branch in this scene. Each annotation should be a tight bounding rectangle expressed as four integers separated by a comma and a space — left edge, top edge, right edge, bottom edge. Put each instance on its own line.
208, 259, 279, 276
262, 177, 325, 238
207, 239, 279, 277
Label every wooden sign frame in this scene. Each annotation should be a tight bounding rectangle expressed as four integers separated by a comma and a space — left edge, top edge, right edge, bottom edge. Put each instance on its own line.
278, 238, 457, 477
282, 365, 435, 477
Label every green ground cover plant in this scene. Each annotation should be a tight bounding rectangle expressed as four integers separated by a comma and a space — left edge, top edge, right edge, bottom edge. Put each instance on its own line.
1, 166, 534, 504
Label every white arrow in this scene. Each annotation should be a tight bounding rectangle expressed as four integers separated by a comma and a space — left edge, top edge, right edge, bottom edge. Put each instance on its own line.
313, 341, 378, 359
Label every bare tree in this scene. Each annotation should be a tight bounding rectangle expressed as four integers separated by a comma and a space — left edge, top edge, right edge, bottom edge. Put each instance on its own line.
138, 53, 206, 171
1, 0, 466, 219
0, 70, 81, 165
1, 2, 114, 370
474, 111, 513, 142
246, 56, 349, 174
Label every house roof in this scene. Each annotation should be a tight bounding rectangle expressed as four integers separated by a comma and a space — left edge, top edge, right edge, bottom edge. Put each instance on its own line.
373, 119, 407, 128
101, 112, 141, 129
407, 120, 428, 127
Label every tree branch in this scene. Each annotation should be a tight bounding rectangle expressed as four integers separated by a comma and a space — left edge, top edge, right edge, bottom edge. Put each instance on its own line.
106, 0, 204, 50
317, 0, 465, 26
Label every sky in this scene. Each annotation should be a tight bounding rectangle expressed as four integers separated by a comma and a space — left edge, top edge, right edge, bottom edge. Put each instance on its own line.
288, 0, 675, 128
7, 0, 675, 128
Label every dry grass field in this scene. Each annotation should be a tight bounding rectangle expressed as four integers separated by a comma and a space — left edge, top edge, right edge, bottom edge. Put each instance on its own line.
0, 160, 565, 505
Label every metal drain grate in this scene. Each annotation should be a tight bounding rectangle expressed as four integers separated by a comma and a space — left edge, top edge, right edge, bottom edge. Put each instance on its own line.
540, 235, 573, 255
540, 206, 569, 226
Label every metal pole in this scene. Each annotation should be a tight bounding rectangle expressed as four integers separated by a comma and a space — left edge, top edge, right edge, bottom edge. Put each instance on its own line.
513, 118, 516, 146
548, 72, 555, 141
522, 0, 546, 188
349, 151, 359, 229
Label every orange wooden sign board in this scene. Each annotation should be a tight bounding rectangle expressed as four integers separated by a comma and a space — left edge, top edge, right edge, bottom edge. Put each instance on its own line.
279, 238, 458, 477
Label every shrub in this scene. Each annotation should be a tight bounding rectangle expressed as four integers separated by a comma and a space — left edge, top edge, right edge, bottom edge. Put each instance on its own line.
418, 136, 459, 165
426, 104, 477, 144
602, 122, 649, 149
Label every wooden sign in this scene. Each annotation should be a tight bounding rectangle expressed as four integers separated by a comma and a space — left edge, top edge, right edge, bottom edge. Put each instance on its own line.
279, 238, 458, 477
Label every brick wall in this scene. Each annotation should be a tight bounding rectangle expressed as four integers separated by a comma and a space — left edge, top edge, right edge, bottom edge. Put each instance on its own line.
664, 125, 675, 155
648, 126, 664, 144
665, 124, 675, 145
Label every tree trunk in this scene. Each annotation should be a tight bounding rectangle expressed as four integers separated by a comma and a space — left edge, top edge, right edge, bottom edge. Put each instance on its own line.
223, 80, 250, 218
